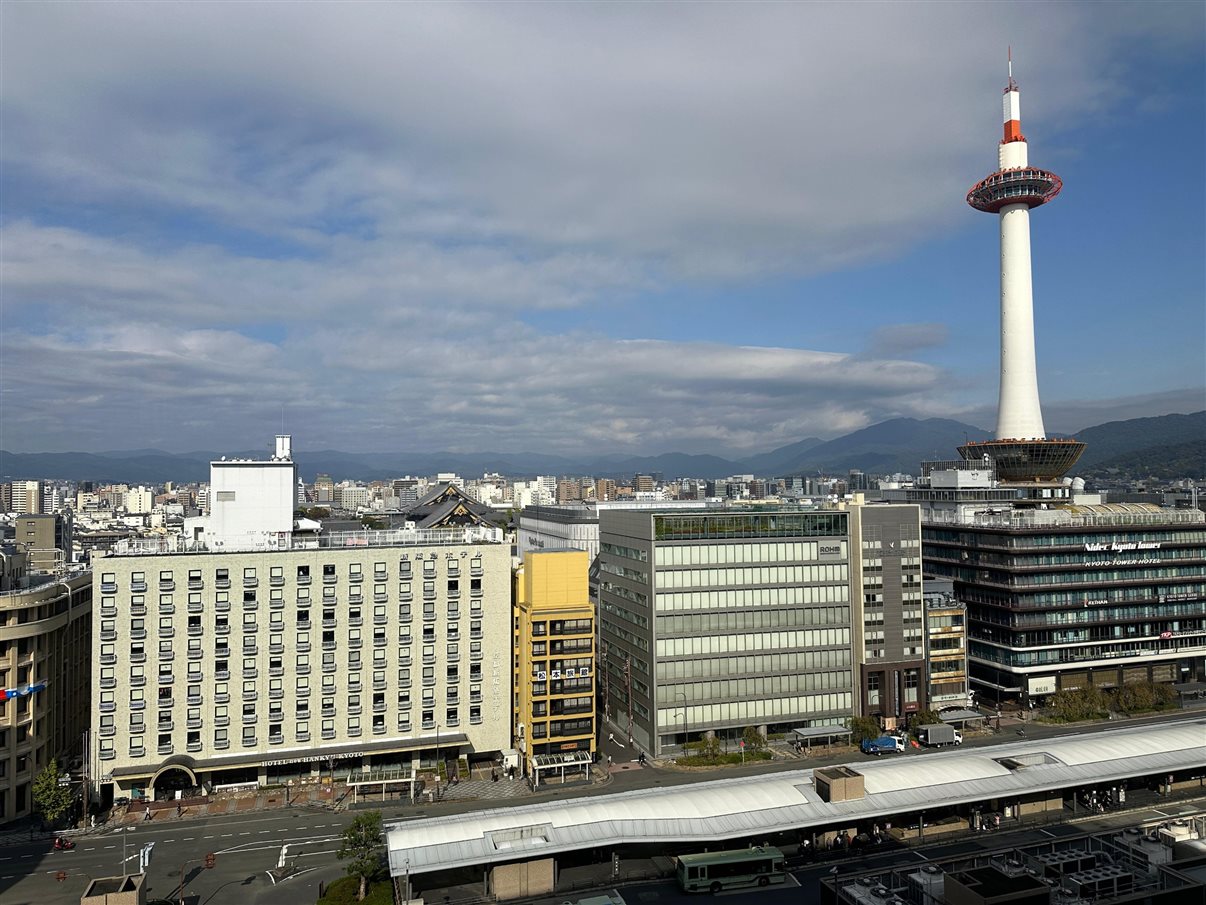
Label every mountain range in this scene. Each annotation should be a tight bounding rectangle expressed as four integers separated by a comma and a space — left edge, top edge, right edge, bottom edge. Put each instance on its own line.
2, 412, 1202, 484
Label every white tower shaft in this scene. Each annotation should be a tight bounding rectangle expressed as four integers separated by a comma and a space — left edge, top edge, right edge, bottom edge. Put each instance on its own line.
993, 97, 1046, 440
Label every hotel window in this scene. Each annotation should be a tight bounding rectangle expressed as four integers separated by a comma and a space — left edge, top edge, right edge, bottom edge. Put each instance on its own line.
423, 560, 435, 577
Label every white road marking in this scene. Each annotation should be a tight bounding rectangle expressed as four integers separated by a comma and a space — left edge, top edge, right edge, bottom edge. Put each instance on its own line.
183, 837, 194, 841
103, 845, 116, 849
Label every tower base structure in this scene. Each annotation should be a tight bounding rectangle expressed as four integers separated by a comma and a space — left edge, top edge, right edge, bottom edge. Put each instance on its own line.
957, 438, 1086, 484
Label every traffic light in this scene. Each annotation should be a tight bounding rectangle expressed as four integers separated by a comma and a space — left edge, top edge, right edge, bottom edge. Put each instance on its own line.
204, 852, 216, 869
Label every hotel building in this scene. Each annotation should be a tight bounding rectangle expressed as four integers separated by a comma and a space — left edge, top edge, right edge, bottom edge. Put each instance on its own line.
92, 439, 512, 799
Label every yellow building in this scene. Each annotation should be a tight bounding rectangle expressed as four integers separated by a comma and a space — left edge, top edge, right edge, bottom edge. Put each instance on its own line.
513, 551, 595, 774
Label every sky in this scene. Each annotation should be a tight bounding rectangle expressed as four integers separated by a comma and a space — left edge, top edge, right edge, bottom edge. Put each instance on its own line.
1, 1, 1203, 458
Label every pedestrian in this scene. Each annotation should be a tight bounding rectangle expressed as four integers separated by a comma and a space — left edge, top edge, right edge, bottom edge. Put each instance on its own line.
607, 755, 613, 768
608, 732, 614, 744
144, 806, 151, 821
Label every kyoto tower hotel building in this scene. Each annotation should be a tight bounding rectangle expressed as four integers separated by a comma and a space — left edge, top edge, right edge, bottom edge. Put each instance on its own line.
883, 63, 1206, 703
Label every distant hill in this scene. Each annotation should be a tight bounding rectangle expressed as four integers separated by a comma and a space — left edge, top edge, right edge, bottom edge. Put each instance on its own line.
1078, 438, 1206, 481
1070, 411, 1206, 468
777, 418, 993, 476
737, 437, 825, 475
2, 410, 1201, 484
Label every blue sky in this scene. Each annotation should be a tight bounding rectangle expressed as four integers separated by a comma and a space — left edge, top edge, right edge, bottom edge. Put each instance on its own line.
1, 2, 1202, 456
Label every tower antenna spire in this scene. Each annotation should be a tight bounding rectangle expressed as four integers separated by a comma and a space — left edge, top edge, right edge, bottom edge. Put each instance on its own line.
1007, 46, 1016, 90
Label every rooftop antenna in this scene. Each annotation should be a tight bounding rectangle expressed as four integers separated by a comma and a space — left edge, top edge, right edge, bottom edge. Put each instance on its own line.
1007, 46, 1016, 90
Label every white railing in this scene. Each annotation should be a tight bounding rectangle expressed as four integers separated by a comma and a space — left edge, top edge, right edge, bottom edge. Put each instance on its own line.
109, 524, 503, 556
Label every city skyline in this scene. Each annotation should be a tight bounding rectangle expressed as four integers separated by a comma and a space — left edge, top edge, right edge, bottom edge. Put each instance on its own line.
2, 3, 1203, 456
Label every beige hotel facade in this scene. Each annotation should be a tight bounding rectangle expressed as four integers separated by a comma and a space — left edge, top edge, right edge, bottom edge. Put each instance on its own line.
93, 532, 512, 799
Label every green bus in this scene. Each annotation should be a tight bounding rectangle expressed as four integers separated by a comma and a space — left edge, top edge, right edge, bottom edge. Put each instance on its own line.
675, 845, 788, 894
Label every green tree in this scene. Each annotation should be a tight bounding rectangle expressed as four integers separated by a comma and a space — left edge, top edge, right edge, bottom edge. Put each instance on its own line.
849, 716, 880, 744
337, 810, 383, 902
1049, 686, 1109, 723
32, 761, 73, 826
911, 709, 942, 734
741, 726, 767, 753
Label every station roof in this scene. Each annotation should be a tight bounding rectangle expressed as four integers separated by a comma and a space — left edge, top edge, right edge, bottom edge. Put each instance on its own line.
386, 719, 1206, 877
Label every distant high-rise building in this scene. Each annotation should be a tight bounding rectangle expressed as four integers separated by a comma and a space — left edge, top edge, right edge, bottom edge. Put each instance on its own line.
9, 481, 40, 515
556, 480, 581, 504
633, 475, 655, 494
13, 512, 73, 572
596, 479, 616, 502
314, 474, 334, 505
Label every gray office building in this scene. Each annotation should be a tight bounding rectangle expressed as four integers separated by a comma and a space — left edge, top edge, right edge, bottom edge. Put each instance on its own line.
598, 508, 855, 756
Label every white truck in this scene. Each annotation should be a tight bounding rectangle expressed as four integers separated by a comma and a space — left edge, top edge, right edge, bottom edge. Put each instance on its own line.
917, 724, 963, 747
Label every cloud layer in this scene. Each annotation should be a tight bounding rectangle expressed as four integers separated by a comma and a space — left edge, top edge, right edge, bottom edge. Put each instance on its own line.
1, 3, 1201, 456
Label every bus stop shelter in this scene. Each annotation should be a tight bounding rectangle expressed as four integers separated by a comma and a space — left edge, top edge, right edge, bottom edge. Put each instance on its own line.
791, 726, 852, 754
530, 752, 593, 789
937, 709, 986, 728
347, 767, 419, 805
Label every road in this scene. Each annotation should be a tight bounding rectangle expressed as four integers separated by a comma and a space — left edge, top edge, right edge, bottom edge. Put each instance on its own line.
5, 707, 1202, 905
0, 808, 350, 905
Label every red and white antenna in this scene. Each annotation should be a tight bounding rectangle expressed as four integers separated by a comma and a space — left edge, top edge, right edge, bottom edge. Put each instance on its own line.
1002, 47, 1023, 143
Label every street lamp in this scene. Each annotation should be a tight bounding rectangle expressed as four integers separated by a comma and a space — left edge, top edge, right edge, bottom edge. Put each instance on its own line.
120, 826, 135, 875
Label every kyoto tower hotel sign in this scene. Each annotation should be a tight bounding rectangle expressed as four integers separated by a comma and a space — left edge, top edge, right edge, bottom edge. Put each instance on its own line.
959, 58, 1085, 483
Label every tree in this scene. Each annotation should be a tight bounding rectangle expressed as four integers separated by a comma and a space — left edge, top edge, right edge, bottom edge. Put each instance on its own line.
849, 716, 880, 744
741, 726, 767, 753
337, 810, 383, 901
33, 761, 73, 826
911, 709, 942, 733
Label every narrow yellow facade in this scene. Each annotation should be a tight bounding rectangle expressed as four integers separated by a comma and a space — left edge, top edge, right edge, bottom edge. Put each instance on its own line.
513, 550, 595, 773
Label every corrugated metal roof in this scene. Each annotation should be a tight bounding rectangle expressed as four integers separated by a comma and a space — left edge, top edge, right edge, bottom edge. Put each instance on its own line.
386, 719, 1206, 876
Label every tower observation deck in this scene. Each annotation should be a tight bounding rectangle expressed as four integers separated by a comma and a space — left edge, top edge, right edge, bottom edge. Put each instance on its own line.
957, 58, 1084, 484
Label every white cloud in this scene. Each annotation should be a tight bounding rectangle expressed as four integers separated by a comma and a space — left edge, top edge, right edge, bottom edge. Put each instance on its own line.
0, 2, 1200, 455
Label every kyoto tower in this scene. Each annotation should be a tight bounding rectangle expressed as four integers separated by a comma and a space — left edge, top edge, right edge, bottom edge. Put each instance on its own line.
957, 56, 1085, 483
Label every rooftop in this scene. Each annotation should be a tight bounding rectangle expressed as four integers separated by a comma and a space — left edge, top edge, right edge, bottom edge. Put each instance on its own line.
106, 524, 503, 557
